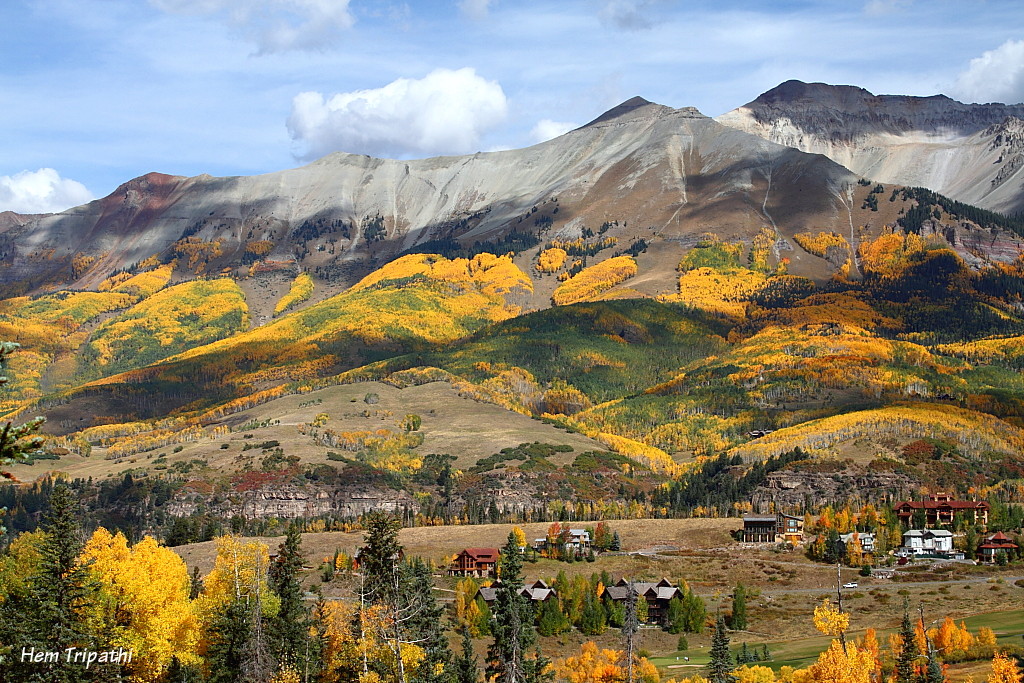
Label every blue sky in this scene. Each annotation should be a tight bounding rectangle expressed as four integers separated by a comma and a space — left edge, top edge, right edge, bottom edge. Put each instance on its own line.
1, 0, 1023, 213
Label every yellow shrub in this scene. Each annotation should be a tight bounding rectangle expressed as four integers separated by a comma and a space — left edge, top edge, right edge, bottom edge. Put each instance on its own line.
793, 231, 850, 258
536, 248, 568, 273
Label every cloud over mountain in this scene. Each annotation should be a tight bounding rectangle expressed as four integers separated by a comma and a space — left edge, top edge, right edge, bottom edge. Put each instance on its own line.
0, 169, 93, 215
286, 68, 508, 160
953, 39, 1024, 105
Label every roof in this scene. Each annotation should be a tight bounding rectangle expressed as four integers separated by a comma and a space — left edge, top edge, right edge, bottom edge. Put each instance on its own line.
986, 531, 1016, 542
477, 581, 557, 602
604, 579, 682, 602
460, 547, 500, 561
894, 500, 990, 511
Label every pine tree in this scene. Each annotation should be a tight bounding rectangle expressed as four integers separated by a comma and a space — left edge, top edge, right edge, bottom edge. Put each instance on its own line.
894, 604, 918, 683
610, 531, 622, 551
405, 557, 453, 683
269, 523, 312, 672
360, 512, 403, 606
707, 615, 737, 683
0, 341, 45, 474
454, 627, 480, 683
486, 532, 549, 683
730, 583, 747, 631
0, 484, 95, 683
924, 648, 945, 683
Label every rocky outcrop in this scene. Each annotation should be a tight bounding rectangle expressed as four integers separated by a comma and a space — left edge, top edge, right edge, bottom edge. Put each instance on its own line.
717, 80, 1024, 214
166, 482, 418, 520
751, 468, 917, 510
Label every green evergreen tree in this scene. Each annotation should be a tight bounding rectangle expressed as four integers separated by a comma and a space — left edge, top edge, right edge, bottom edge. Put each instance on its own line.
665, 595, 685, 634
486, 532, 550, 683
730, 583, 747, 631
739, 642, 751, 664
924, 647, 945, 683
676, 635, 689, 652
707, 615, 736, 683
269, 523, 311, 669
405, 557, 453, 683
894, 604, 918, 683
603, 594, 625, 628
206, 599, 253, 683
682, 586, 706, 633
0, 341, 45, 472
536, 597, 569, 636
760, 644, 770, 661
454, 627, 480, 683
0, 484, 95, 683
360, 512, 403, 606
578, 594, 607, 636
610, 531, 622, 551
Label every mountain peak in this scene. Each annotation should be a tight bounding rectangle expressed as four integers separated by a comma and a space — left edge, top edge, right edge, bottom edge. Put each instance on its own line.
582, 96, 706, 128
583, 96, 662, 126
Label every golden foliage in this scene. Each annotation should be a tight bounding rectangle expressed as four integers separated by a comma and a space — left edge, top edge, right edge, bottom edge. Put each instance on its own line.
555, 641, 658, 683
536, 248, 568, 273
812, 599, 849, 636
796, 641, 876, 683
735, 665, 777, 683
661, 267, 765, 318
83, 278, 250, 377
989, 651, 1023, 683
245, 240, 274, 257
98, 264, 174, 298
174, 237, 224, 273
274, 272, 314, 316
857, 231, 928, 279
793, 232, 850, 258
81, 528, 199, 681
729, 402, 1024, 460
552, 256, 638, 306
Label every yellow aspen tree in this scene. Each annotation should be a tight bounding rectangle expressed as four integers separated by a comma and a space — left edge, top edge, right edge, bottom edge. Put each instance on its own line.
81, 528, 200, 682
803, 641, 875, 683
813, 599, 849, 637
735, 664, 776, 683
989, 651, 1023, 683
977, 627, 998, 648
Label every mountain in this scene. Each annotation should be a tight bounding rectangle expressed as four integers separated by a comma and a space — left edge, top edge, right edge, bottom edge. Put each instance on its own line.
717, 80, 1024, 215
0, 98, 867, 296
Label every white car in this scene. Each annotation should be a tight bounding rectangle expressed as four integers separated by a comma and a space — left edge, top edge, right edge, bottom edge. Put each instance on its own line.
842, 582, 858, 589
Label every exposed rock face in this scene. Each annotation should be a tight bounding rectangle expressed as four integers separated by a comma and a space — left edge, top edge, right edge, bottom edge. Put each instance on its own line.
2, 97, 861, 292
717, 80, 1024, 214
166, 483, 418, 520
751, 468, 917, 510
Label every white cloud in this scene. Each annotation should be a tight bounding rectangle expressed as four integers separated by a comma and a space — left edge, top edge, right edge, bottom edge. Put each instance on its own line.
598, 0, 663, 30
0, 169, 94, 214
529, 119, 577, 144
952, 40, 1024, 105
458, 0, 493, 21
149, 0, 354, 52
287, 68, 509, 160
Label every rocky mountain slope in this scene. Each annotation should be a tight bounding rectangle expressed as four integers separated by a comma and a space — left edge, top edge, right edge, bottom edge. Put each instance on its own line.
717, 80, 1024, 215
0, 98, 863, 295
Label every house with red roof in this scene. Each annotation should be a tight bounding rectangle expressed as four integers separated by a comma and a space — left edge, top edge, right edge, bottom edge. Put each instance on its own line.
977, 531, 1019, 564
893, 493, 989, 527
448, 547, 500, 578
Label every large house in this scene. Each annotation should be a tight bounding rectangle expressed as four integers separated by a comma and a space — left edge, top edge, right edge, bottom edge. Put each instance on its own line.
603, 578, 683, 626
894, 493, 990, 527
898, 529, 955, 557
977, 531, 1019, 563
448, 548, 500, 578
531, 529, 592, 554
478, 579, 557, 604
741, 513, 804, 544
839, 532, 876, 554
